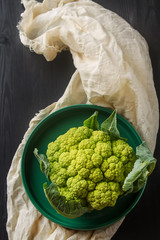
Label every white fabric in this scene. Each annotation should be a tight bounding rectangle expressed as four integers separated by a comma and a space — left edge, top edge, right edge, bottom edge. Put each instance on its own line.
7, 0, 159, 239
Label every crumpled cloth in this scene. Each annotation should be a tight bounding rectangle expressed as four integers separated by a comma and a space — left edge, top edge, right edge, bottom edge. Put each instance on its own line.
7, 0, 159, 239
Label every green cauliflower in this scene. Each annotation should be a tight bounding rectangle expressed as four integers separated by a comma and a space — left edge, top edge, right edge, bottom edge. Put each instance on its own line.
46, 126, 136, 211
34, 110, 156, 218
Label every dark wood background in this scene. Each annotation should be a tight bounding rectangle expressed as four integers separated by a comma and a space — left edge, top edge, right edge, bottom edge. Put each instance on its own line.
0, 0, 160, 239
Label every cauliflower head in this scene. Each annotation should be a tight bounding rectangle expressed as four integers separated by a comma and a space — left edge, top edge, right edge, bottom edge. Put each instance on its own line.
46, 126, 136, 211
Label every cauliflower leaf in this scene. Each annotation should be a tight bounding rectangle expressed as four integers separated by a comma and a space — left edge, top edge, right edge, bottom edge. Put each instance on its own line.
83, 111, 99, 130
33, 148, 50, 181
101, 110, 126, 141
43, 182, 91, 218
123, 141, 157, 192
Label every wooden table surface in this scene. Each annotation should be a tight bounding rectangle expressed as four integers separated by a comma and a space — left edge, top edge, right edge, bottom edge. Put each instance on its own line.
1, 0, 160, 239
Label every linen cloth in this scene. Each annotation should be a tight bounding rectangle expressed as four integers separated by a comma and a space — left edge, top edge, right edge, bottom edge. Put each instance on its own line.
7, 0, 159, 239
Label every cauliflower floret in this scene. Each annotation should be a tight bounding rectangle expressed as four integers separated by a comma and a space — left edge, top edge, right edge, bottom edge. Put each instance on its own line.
91, 130, 110, 142
58, 187, 75, 201
112, 139, 136, 177
59, 152, 72, 168
58, 186, 88, 209
69, 149, 78, 160
52, 150, 63, 162
87, 182, 121, 210
50, 164, 68, 187
67, 160, 77, 177
79, 139, 96, 150
50, 161, 61, 173
84, 149, 94, 160
89, 168, 104, 183
78, 168, 90, 178
74, 126, 93, 142
76, 150, 94, 170
101, 156, 125, 183
91, 153, 103, 167
46, 140, 60, 162
87, 180, 96, 191
67, 176, 88, 198
112, 139, 136, 164
65, 127, 77, 137
95, 141, 112, 158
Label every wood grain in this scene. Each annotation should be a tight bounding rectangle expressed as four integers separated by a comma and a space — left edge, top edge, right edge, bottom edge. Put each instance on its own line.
0, 0, 160, 239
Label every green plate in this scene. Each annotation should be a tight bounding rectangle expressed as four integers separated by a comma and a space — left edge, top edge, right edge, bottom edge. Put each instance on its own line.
21, 104, 145, 230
